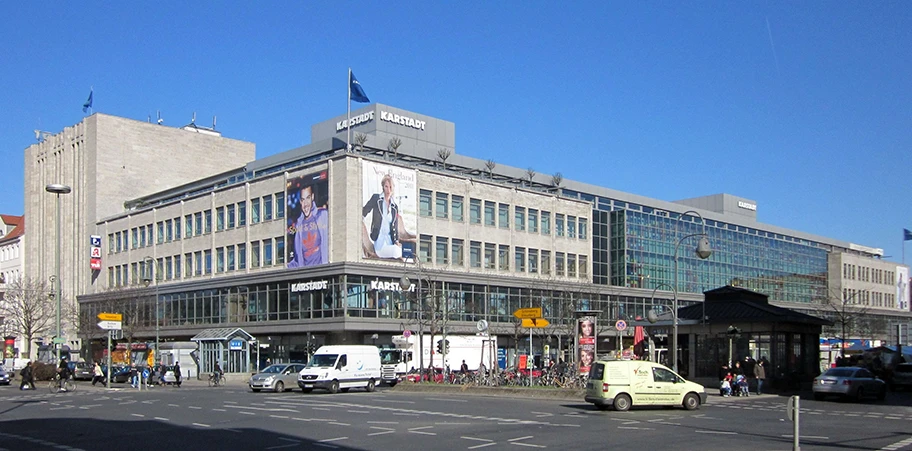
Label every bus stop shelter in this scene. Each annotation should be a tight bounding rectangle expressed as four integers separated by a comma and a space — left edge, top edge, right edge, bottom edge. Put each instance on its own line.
191, 328, 254, 376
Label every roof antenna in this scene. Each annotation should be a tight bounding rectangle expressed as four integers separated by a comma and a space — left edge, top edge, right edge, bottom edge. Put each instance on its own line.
212, 115, 217, 130
191, 112, 196, 124
157, 110, 164, 125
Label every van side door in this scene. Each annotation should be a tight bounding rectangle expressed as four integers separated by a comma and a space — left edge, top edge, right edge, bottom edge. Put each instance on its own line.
652, 366, 680, 404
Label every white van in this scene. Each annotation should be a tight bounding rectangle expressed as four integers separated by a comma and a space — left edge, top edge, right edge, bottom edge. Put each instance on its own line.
298, 345, 381, 394
584, 359, 707, 411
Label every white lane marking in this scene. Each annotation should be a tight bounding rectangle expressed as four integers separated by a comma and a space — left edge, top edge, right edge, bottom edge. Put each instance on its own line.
270, 415, 289, 419
512, 443, 546, 449
367, 421, 399, 425
880, 436, 912, 451
212, 408, 227, 412
329, 422, 351, 426
468, 444, 498, 450
313, 407, 331, 411
168, 404, 180, 407
225, 405, 299, 413
238, 411, 255, 415
508, 437, 534, 442
394, 412, 419, 416
154, 417, 169, 421
192, 423, 210, 428
426, 397, 468, 403
50, 406, 74, 411
782, 435, 829, 439
347, 410, 370, 413
188, 406, 201, 409
131, 414, 145, 417
318, 437, 348, 443
368, 430, 395, 436
224, 401, 237, 404
266, 445, 298, 450
372, 399, 415, 404
696, 430, 737, 435
618, 426, 653, 430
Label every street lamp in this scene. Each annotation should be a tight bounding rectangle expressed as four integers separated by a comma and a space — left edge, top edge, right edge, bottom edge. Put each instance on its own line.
670, 210, 712, 374
399, 273, 424, 376
141, 256, 159, 365
647, 282, 676, 365
46, 183, 71, 362
726, 325, 742, 365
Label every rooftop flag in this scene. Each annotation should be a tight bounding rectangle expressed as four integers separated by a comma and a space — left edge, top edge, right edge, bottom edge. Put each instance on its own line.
82, 89, 93, 113
350, 71, 370, 103
904, 228, 912, 241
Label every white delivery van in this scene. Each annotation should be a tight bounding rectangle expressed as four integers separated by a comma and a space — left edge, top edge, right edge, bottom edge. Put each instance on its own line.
584, 359, 707, 411
298, 345, 381, 394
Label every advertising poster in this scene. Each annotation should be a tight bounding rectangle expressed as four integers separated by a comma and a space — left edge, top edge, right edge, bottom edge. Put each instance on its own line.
578, 317, 596, 375
361, 161, 417, 260
286, 169, 330, 268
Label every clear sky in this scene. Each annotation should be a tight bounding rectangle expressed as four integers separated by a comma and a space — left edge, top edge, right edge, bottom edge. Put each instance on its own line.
2, 3, 910, 262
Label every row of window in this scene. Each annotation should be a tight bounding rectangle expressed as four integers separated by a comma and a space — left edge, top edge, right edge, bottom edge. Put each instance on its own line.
843, 288, 896, 308
417, 190, 589, 240
108, 193, 285, 254
0, 242, 20, 262
842, 263, 895, 286
107, 237, 287, 287
414, 234, 589, 279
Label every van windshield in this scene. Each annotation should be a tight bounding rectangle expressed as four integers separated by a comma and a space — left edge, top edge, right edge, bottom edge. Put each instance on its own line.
307, 354, 339, 368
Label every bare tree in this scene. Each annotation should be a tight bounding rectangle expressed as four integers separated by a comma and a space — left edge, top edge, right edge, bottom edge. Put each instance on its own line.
816, 289, 870, 358
437, 148, 452, 170
551, 172, 563, 189
525, 168, 536, 187
0, 277, 54, 359
354, 133, 368, 152
388, 137, 402, 160
485, 159, 496, 179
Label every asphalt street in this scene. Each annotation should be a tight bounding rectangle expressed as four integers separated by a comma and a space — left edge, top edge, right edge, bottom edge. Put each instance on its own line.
0, 377, 911, 451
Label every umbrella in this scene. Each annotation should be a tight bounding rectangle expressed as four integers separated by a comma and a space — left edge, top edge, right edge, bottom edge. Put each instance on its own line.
633, 326, 646, 357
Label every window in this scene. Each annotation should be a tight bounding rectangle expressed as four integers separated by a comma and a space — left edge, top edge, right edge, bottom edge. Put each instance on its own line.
156, 258, 164, 280
514, 207, 525, 232
216, 207, 225, 231
470, 241, 482, 268
498, 203, 509, 229
568, 253, 577, 277
156, 222, 164, 244
173, 217, 181, 240
435, 192, 449, 219
131, 263, 138, 284
204, 209, 212, 234
204, 250, 212, 274
194, 251, 202, 276
419, 189, 433, 217
452, 239, 464, 266
275, 192, 285, 219
115, 232, 122, 252
185, 215, 192, 238
498, 244, 510, 270
173, 256, 181, 279
216, 247, 225, 272
264, 239, 273, 265
436, 237, 448, 264
579, 218, 588, 240
238, 201, 247, 226
185, 253, 193, 278
131, 228, 138, 249
165, 256, 173, 280
140, 228, 147, 247
252, 241, 261, 267
228, 245, 236, 271
567, 216, 576, 239
452, 195, 464, 222
541, 250, 551, 275
556, 214, 565, 237
514, 247, 526, 272
276, 237, 285, 265
470, 198, 482, 224
252, 198, 261, 224
579, 255, 589, 277
419, 235, 432, 263
556, 252, 565, 276
484, 201, 496, 226
484, 243, 496, 269
108, 234, 114, 254
194, 212, 203, 236
541, 211, 551, 235
263, 195, 273, 221
238, 243, 247, 269
227, 205, 236, 229
165, 220, 173, 241
528, 209, 538, 233
529, 249, 539, 274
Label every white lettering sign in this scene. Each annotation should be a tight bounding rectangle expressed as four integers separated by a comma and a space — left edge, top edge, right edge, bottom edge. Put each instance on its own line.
336, 111, 375, 131
290, 280, 329, 292
380, 111, 426, 131
370, 279, 415, 292
737, 201, 757, 211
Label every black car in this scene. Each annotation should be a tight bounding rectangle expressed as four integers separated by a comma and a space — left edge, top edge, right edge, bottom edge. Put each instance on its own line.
102, 365, 131, 383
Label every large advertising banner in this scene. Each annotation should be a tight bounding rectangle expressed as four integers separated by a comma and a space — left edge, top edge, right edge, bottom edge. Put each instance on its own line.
286, 169, 330, 268
897, 266, 910, 311
578, 317, 596, 375
361, 161, 417, 260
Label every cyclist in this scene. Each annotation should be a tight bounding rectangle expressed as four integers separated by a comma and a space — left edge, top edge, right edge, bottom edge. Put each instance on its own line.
212, 362, 224, 385
57, 357, 72, 392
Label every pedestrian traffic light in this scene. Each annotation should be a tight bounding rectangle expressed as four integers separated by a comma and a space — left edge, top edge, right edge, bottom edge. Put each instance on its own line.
436, 340, 443, 354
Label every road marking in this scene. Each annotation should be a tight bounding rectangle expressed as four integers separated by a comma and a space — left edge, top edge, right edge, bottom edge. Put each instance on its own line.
50, 406, 74, 411
372, 399, 415, 404
212, 408, 227, 412
426, 397, 468, 403
782, 435, 829, 439
329, 422, 351, 426
880, 436, 912, 451
168, 404, 179, 407
154, 417, 169, 421
368, 427, 395, 436
192, 423, 210, 428
224, 401, 237, 404
436, 422, 472, 425
238, 411, 255, 416
266, 444, 299, 450
188, 406, 201, 409
394, 412, 419, 417
618, 426, 653, 430
368, 421, 399, 425
696, 430, 737, 435
409, 426, 436, 436
468, 444, 498, 450
318, 437, 348, 443
131, 414, 145, 418
270, 415, 289, 419
225, 405, 299, 413
508, 436, 534, 442
512, 443, 545, 448
313, 407, 332, 411
347, 410, 370, 413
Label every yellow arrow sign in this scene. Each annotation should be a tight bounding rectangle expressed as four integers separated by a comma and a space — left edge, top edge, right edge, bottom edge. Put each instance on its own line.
521, 318, 550, 328
97, 312, 122, 322
513, 307, 543, 319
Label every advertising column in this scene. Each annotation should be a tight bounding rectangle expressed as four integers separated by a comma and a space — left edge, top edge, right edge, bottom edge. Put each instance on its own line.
578, 317, 596, 375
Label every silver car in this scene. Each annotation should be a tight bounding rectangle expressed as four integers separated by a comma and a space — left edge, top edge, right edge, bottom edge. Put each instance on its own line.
812, 366, 886, 401
248, 364, 305, 393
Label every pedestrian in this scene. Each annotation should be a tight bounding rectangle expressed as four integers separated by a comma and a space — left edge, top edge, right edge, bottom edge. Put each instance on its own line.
173, 362, 182, 387
754, 357, 768, 395
129, 363, 139, 388
20, 361, 35, 390
158, 363, 167, 386
92, 361, 105, 387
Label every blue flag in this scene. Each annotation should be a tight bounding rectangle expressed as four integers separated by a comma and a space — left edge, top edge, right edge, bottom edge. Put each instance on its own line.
350, 72, 370, 103
82, 90, 93, 113
905, 228, 912, 241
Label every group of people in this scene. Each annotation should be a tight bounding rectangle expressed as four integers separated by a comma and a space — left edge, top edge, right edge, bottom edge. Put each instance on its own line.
14, 357, 183, 390
719, 356, 769, 397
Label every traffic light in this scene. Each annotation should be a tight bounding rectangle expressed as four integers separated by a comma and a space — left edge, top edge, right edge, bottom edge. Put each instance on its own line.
436, 339, 450, 354
436, 340, 443, 354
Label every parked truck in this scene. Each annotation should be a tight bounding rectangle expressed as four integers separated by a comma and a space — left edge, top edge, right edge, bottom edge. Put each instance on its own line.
380, 334, 497, 385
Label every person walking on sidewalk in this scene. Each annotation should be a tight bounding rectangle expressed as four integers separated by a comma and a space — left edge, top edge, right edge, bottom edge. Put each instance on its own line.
173, 362, 182, 387
754, 357, 767, 395
19, 361, 35, 390
92, 361, 106, 387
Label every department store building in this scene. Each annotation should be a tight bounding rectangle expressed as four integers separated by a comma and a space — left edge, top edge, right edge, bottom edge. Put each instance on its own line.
75, 104, 911, 378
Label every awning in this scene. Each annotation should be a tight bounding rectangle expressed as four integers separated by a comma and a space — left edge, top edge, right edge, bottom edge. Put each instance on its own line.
190, 328, 253, 342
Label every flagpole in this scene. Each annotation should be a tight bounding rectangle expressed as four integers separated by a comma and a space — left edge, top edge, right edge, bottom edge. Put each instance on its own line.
347, 67, 352, 152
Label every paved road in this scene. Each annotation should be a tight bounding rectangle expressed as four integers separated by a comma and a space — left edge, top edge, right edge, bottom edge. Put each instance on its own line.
1, 378, 911, 451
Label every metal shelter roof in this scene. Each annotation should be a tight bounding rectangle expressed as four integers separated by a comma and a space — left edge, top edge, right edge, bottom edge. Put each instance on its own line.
678, 285, 833, 326
190, 327, 253, 342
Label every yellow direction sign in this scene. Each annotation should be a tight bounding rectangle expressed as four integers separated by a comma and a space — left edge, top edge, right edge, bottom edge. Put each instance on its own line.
521, 318, 550, 328
97, 313, 122, 322
513, 307, 543, 319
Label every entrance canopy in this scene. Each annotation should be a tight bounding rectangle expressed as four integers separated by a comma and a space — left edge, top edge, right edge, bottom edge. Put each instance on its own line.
190, 327, 253, 342
191, 328, 254, 374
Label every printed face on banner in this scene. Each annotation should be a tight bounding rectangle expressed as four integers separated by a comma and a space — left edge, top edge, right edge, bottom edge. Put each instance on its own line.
578, 316, 597, 375
361, 161, 417, 261
286, 170, 330, 268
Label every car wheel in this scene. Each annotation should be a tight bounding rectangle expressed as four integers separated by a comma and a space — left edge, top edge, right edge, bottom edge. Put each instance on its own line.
683, 393, 701, 410
613, 394, 632, 412
329, 380, 340, 394
813, 393, 825, 401
275, 381, 285, 393
855, 387, 864, 402
366, 379, 376, 392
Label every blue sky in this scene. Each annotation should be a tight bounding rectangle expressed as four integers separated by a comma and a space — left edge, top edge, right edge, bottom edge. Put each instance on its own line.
2, 3, 910, 262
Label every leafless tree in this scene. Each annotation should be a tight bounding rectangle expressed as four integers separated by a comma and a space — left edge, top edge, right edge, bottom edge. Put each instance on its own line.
525, 168, 536, 187
551, 172, 563, 189
0, 277, 54, 359
388, 137, 402, 160
354, 133, 368, 152
815, 289, 871, 358
485, 159, 496, 179
437, 148, 452, 171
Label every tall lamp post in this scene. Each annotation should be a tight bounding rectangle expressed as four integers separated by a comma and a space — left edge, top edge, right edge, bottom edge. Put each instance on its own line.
670, 210, 712, 374
399, 269, 424, 377
141, 256, 159, 364
46, 183, 71, 362
647, 282, 676, 366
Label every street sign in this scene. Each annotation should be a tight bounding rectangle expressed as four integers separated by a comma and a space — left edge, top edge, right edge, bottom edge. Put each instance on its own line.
615, 320, 628, 331
513, 307, 543, 319
403, 330, 412, 338
98, 313, 123, 322
521, 318, 550, 328
97, 321, 123, 330
52, 337, 66, 344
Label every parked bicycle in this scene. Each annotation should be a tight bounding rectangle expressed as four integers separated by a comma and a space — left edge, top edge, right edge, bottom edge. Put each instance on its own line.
49, 374, 77, 394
